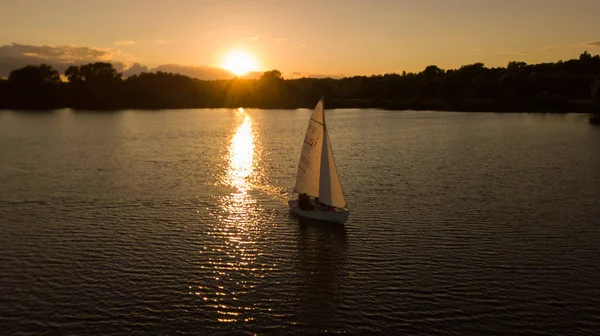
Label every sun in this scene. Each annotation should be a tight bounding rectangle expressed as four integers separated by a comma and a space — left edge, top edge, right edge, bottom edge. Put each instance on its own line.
220, 50, 259, 76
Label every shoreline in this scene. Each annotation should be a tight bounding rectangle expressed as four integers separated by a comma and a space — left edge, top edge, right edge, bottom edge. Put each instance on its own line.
1, 98, 595, 114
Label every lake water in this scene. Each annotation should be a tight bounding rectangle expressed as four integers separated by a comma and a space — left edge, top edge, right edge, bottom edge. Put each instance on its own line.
1, 108, 600, 335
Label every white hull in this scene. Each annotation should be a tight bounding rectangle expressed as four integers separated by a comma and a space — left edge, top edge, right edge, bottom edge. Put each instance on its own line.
288, 200, 349, 224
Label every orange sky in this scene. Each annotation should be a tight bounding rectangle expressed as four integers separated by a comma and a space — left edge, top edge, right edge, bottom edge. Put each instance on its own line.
1, 0, 599, 78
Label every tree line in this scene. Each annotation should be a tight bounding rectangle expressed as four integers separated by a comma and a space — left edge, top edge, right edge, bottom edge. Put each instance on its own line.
1, 51, 599, 113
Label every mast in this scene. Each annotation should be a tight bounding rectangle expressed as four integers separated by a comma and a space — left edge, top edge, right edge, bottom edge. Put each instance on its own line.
317, 96, 347, 209
321, 96, 326, 126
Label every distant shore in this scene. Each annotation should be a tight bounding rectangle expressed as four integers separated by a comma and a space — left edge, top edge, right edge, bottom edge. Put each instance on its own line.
1, 51, 599, 114
330, 98, 595, 114
1, 98, 595, 114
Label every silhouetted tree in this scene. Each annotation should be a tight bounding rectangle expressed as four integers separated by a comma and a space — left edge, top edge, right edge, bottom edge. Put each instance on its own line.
507, 61, 527, 71
65, 62, 122, 83
580, 51, 592, 61
422, 65, 444, 77
4, 64, 62, 109
2, 51, 600, 112
123, 71, 201, 108
65, 62, 123, 109
593, 75, 600, 101
260, 70, 283, 82
257, 70, 289, 107
8, 64, 60, 85
592, 75, 600, 116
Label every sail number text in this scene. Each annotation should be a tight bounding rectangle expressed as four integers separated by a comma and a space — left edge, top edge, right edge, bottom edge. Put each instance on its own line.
300, 153, 311, 167
304, 135, 318, 148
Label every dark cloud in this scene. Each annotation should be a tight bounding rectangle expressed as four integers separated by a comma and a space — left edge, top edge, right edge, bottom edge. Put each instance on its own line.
279, 71, 337, 79
0, 42, 340, 80
1, 42, 115, 62
0, 43, 122, 77
124, 65, 265, 80
0, 43, 234, 79
307, 74, 344, 79
122, 63, 149, 77
583, 41, 600, 48
284, 71, 344, 79
149, 64, 235, 80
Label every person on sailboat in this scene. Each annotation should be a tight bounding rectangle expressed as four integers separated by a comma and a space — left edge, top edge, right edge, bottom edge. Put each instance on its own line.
298, 193, 313, 210
288, 97, 349, 224
315, 196, 324, 209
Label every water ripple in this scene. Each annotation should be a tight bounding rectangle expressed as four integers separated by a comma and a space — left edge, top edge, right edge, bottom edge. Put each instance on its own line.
1, 109, 599, 334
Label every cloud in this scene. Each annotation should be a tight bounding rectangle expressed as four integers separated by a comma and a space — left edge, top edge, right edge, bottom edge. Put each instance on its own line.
284, 71, 343, 79
306, 73, 344, 79
275, 38, 286, 43
1, 43, 116, 62
114, 40, 135, 46
125, 67, 343, 81
471, 48, 481, 52
249, 36, 259, 41
582, 41, 600, 48
122, 63, 149, 77
0, 42, 240, 80
301, 43, 307, 48
0, 43, 128, 77
150, 64, 236, 80
155, 39, 171, 45
499, 51, 529, 55
0, 42, 344, 81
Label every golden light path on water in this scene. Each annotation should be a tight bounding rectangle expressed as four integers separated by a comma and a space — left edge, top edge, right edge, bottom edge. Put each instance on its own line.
197, 108, 276, 324
226, 108, 255, 192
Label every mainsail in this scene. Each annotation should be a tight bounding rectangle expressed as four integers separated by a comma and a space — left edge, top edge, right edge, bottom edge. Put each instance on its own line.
318, 126, 346, 208
294, 98, 347, 209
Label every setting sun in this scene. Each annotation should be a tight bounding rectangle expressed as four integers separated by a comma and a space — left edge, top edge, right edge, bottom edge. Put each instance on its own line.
220, 50, 259, 76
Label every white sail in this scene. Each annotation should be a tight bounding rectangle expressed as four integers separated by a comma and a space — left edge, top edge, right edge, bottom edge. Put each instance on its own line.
294, 99, 325, 197
294, 98, 347, 209
318, 127, 346, 208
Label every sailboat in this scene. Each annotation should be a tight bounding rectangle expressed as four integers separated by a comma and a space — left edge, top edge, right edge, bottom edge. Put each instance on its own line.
288, 97, 350, 224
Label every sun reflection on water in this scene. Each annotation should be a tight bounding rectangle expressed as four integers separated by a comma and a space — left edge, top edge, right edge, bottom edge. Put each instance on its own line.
192, 108, 278, 324
225, 109, 255, 191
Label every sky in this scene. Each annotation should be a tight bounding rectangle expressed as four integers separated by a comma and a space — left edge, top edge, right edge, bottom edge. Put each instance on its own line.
1, 0, 600, 79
